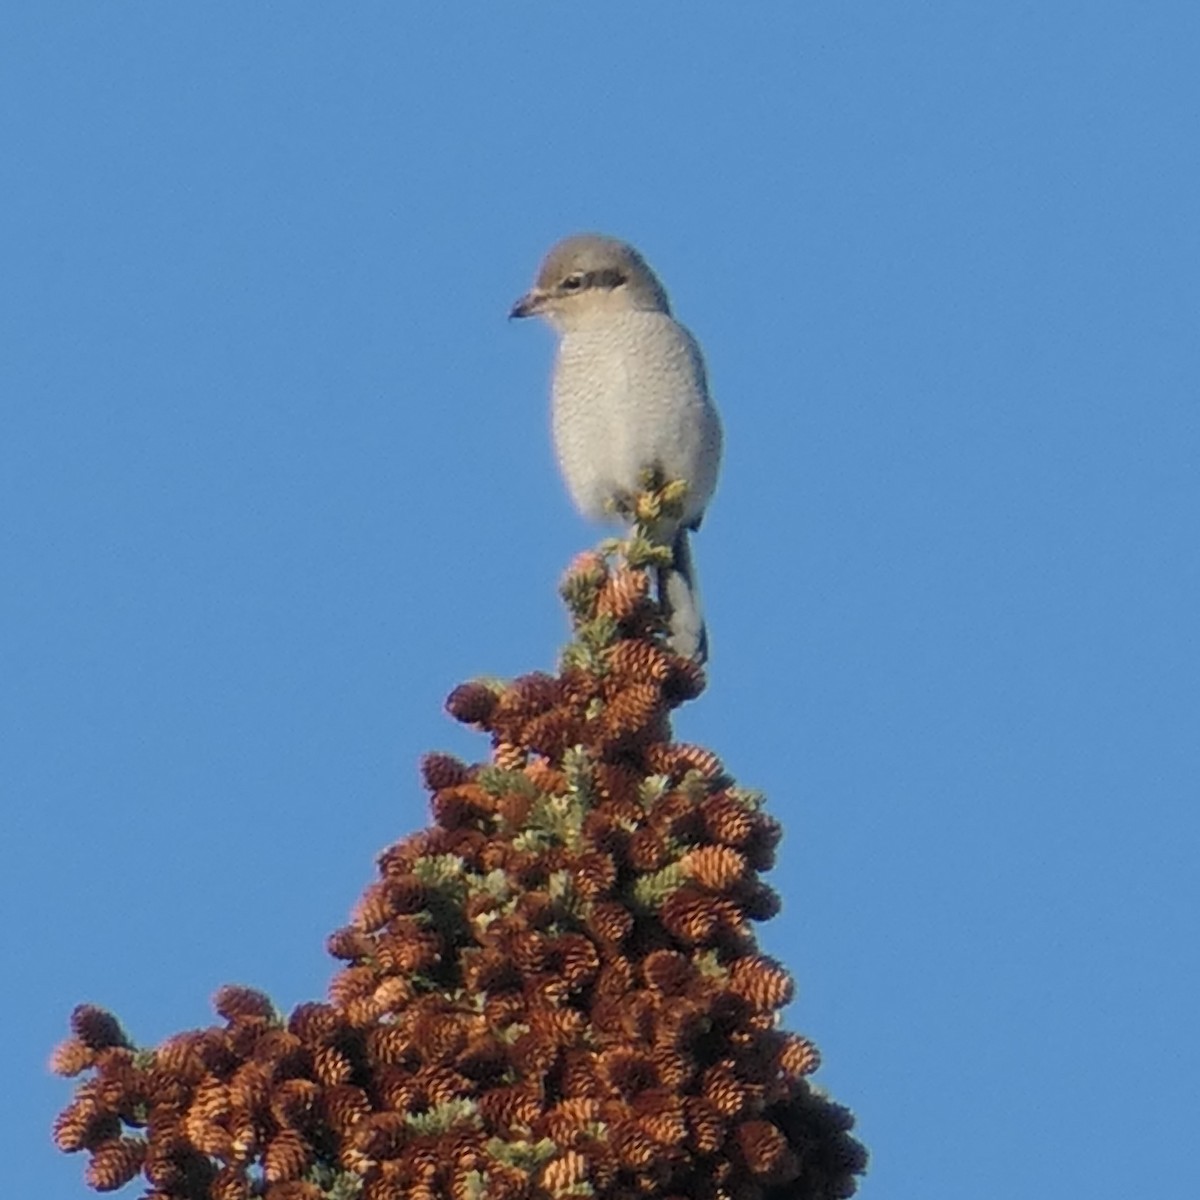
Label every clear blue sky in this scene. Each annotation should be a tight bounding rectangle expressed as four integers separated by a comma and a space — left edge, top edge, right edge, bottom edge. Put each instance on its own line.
3, 5, 1197, 1197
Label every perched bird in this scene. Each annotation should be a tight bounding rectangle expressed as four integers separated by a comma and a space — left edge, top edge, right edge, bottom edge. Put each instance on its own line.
511, 233, 723, 662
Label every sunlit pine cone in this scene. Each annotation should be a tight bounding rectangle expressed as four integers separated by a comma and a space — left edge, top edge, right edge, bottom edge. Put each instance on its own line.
560, 662, 603, 707
778, 1033, 822, 1079
446, 1138, 491, 1197
631, 1092, 687, 1145
372, 1066, 416, 1113
557, 1049, 607, 1102
492, 740, 527, 770
374, 976, 416, 1016
541, 1097, 600, 1141
350, 883, 400, 936
529, 1006, 587, 1050
431, 782, 499, 830
592, 759, 644, 808
213, 985, 275, 1023
270, 1079, 320, 1129
52, 1100, 120, 1153
729, 955, 795, 1012
245, 1031, 305, 1082
417, 1064, 472, 1105
701, 1063, 751, 1119
193, 1028, 241, 1076
512, 957, 571, 1008
184, 1104, 235, 1159
499, 671, 568, 718
211, 1164, 253, 1200
288, 1002, 346, 1047
700, 794, 756, 847
374, 927, 442, 975
364, 1023, 411, 1069
681, 844, 749, 892
626, 825, 670, 871
413, 1012, 470, 1065
523, 756, 567, 794
478, 1084, 544, 1133
596, 1046, 659, 1098
586, 900, 634, 947
640, 948, 694, 996
49, 1038, 95, 1077
646, 788, 703, 840
327, 964, 379, 1008
646, 741, 725, 782
604, 637, 673, 685
406, 1181, 440, 1200
351, 1111, 410, 1162
735, 1119, 791, 1179
311, 1045, 353, 1086
320, 1084, 372, 1136
660, 891, 745, 947
596, 564, 651, 622
573, 850, 617, 900
322, 1004, 376, 1049
326, 925, 376, 962
376, 838, 422, 879
649, 1045, 692, 1090
189, 1077, 231, 1123
684, 1095, 727, 1154
153, 1032, 208, 1083
608, 1118, 659, 1170
89, 1046, 139, 1101
369, 873, 432, 916
539, 1149, 591, 1197
263, 1181, 323, 1200
519, 706, 585, 759
361, 1175, 408, 1200
595, 683, 664, 745
404, 1140, 444, 1180
548, 933, 601, 992
262, 1129, 312, 1183
565, 548, 609, 580
145, 1140, 215, 1193
85, 1137, 147, 1191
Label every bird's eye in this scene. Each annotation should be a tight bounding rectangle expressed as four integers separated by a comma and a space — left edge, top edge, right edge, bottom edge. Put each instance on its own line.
560, 273, 587, 293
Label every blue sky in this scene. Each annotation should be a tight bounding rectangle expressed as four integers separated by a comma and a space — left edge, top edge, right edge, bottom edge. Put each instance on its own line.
3, 4, 1197, 1197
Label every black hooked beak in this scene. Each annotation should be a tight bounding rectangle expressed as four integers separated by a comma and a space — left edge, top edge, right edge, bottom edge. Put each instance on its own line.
508, 290, 543, 320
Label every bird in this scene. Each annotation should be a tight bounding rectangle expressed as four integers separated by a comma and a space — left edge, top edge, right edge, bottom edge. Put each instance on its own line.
510, 234, 723, 662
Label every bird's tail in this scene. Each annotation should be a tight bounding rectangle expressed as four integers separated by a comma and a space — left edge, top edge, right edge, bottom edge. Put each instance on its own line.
657, 527, 708, 663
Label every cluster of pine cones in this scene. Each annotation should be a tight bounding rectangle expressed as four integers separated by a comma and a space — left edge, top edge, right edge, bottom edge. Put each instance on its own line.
51, 540, 866, 1200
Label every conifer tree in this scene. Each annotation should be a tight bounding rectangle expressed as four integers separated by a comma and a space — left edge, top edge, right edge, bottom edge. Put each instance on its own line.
51, 483, 867, 1200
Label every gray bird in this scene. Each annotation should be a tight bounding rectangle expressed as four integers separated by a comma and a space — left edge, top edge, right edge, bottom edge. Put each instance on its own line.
511, 234, 723, 661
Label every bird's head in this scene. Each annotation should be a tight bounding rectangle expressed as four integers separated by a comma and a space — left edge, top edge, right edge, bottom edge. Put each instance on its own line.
510, 234, 671, 330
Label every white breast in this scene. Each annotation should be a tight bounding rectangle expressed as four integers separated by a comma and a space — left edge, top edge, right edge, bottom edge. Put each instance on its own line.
550, 311, 722, 527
